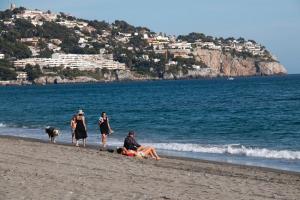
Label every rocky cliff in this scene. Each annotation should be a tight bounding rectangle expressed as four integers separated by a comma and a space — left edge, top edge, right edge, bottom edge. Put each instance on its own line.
32, 70, 157, 85
193, 48, 287, 77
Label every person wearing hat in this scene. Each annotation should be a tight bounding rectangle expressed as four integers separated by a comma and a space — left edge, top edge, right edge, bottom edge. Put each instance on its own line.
74, 109, 87, 147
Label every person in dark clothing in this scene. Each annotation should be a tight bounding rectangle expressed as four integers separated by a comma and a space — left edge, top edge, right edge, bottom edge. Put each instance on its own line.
75, 109, 87, 147
98, 112, 113, 148
123, 131, 142, 151
123, 131, 161, 160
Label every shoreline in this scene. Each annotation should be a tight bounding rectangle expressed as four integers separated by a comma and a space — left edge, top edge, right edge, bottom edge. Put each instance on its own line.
1, 134, 299, 176
0, 73, 289, 87
1, 135, 299, 199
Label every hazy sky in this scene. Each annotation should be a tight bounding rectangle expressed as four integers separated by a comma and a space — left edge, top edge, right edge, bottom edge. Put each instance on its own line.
1, 0, 300, 74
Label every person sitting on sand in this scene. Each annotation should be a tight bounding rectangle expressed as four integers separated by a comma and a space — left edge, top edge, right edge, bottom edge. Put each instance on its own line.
123, 131, 143, 151
117, 147, 161, 160
123, 131, 161, 160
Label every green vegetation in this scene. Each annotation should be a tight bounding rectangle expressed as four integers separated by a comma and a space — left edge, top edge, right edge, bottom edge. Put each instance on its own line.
0, 37, 32, 59
88, 20, 110, 34
113, 20, 136, 33
0, 59, 17, 80
24, 64, 43, 81
14, 18, 38, 38
178, 32, 214, 43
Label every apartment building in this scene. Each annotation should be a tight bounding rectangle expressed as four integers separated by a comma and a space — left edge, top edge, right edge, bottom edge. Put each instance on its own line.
14, 53, 126, 71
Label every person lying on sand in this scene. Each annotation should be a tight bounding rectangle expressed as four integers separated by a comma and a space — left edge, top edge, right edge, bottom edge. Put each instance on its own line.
117, 147, 161, 160
122, 131, 161, 160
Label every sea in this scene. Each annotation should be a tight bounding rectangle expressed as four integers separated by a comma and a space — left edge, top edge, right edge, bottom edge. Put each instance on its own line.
0, 75, 300, 172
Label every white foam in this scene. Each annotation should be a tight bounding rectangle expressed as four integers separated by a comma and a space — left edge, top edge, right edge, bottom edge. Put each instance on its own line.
144, 143, 300, 160
0, 123, 6, 128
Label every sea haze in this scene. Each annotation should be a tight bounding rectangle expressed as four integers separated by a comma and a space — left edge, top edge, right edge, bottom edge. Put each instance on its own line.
0, 75, 300, 172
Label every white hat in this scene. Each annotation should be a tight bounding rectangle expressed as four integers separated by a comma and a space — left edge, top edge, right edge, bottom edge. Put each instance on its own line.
78, 109, 84, 115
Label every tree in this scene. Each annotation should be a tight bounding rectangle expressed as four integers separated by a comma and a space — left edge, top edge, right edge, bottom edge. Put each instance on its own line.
0, 37, 32, 59
14, 18, 38, 38
24, 64, 43, 81
0, 60, 16, 80
38, 48, 53, 58
129, 36, 148, 49
178, 32, 206, 43
0, 66, 17, 80
113, 20, 135, 33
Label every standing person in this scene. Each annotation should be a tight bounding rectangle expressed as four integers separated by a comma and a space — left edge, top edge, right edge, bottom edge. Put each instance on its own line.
75, 109, 87, 147
70, 115, 77, 144
98, 112, 113, 149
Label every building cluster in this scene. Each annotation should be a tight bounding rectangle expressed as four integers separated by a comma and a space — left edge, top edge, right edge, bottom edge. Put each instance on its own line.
1, 5, 271, 81
114, 30, 267, 63
0, 53, 5, 59
15, 9, 57, 26
14, 53, 126, 71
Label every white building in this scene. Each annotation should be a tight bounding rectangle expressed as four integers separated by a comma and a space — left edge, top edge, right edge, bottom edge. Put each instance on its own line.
14, 53, 126, 71
16, 72, 28, 81
16, 9, 57, 24
168, 42, 192, 50
198, 42, 221, 50
0, 54, 5, 59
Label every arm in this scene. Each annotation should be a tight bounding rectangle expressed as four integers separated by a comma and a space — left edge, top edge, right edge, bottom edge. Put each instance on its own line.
107, 118, 113, 132
132, 138, 141, 148
98, 117, 103, 127
82, 117, 87, 131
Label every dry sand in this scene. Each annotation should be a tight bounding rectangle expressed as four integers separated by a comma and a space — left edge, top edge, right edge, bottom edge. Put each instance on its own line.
0, 136, 299, 200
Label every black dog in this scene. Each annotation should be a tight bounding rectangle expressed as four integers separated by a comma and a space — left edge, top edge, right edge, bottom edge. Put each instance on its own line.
45, 127, 60, 143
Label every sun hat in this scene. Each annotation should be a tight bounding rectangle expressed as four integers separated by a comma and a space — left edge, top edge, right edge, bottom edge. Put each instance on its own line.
78, 109, 84, 115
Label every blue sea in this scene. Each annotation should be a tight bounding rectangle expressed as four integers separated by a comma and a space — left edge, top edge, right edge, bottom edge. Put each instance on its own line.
0, 75, 300, 172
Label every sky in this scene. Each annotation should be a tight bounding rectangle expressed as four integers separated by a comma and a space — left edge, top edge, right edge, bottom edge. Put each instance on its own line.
1, 0, 300, 74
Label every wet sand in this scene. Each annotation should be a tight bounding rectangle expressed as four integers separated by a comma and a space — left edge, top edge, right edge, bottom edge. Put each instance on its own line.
0, 136, 299, 200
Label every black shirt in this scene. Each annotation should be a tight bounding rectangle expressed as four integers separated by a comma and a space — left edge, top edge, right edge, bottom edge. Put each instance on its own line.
123, 136, 141, 151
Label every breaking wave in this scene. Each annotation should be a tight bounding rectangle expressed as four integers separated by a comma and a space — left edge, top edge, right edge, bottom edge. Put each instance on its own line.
0, 123, 7, 128
145, 143, 300, 160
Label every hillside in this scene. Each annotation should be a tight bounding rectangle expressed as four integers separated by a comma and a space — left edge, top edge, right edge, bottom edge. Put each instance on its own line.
0, 6, 287, 85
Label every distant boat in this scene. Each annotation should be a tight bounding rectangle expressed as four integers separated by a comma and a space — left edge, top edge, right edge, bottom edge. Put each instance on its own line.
228, 77, 234, 80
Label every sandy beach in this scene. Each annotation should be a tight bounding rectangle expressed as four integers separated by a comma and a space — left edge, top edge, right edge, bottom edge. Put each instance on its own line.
0, 136, 299, 200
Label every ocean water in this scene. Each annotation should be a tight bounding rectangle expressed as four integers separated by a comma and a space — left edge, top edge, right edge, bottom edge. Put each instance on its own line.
0, 75, 300, 172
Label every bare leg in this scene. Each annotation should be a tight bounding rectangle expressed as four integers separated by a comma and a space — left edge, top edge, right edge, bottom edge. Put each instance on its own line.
75, 140, 79, 147
72, 133, 75, 144
101, 134, 107, 148
147, 150, 156, 159
151, 148, 161, 160
143, 147, 160, 160
141, 147, 156, 159
83, 139, 86, 147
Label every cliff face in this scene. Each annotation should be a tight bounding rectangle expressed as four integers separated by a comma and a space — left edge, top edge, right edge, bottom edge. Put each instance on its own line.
34, 76, 98, 85
32, 70, 156, 85
193, 48, 287, 77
